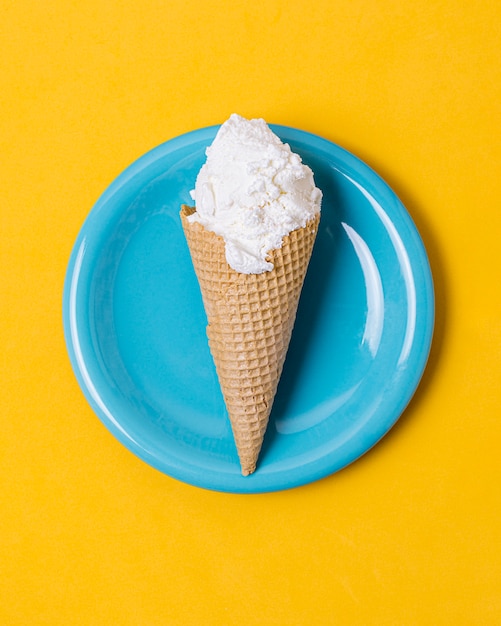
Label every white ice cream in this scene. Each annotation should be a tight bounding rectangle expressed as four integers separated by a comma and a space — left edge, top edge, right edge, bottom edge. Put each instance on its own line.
188, 114, 322, 274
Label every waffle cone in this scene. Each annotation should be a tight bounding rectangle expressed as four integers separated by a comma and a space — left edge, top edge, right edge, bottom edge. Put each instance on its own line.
180, 205, 320, 475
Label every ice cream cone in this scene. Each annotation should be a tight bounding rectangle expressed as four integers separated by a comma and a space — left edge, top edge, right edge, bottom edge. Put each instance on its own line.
180, 205, 320, 475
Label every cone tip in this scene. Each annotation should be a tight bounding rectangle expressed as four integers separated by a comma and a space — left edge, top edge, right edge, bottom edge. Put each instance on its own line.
241, 464, 256, 477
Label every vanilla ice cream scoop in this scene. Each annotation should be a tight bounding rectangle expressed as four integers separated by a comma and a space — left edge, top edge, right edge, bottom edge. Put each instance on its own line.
188, 114, 322, 273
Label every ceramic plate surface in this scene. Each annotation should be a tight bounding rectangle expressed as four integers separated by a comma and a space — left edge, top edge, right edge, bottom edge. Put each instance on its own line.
63, 125, 434, 493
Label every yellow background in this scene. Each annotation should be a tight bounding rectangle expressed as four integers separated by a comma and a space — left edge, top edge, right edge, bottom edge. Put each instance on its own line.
1, 1, 500, 624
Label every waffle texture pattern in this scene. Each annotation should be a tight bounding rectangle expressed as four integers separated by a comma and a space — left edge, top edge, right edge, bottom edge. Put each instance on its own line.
181, 205, 320, 475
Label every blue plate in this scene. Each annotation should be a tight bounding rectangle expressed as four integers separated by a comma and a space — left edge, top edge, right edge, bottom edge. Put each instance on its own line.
63, 125, 434, 493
